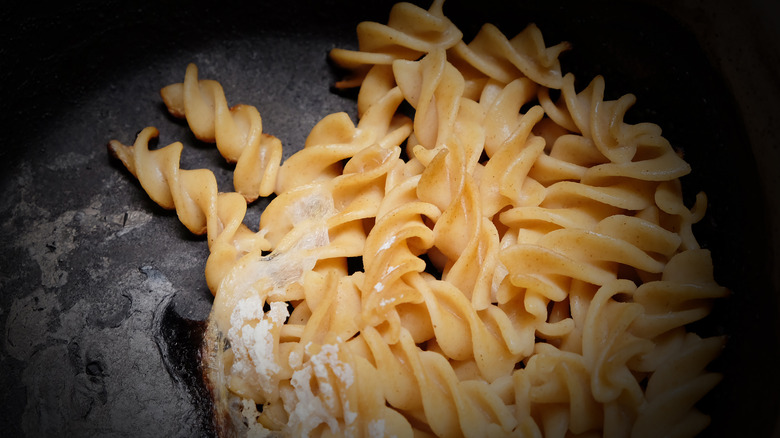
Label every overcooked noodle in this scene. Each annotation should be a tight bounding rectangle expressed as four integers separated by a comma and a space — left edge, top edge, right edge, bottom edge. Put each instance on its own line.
108, 1, 728, 436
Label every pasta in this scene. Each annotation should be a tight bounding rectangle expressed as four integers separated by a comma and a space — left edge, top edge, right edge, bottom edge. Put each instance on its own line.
108, 1, 729, 436
159, 63, 283, 203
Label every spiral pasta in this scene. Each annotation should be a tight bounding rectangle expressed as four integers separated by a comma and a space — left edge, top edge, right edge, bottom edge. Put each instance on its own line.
109, 1, 729, 437
161, 63, 283, 203
107, 127, 271, 292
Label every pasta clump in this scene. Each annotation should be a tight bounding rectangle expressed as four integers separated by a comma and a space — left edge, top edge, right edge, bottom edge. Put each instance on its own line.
109, 1, 728, 437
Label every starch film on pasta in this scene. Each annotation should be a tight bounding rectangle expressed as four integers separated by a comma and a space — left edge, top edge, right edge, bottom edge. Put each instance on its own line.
107, 1, 729, 437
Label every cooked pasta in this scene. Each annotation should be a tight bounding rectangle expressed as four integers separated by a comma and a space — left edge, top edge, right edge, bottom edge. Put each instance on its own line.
108, 1, 728, 436
160, 63, 283, 203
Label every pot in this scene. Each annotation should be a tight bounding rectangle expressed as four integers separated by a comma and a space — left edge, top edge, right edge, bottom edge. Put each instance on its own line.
1, 0, 777, 436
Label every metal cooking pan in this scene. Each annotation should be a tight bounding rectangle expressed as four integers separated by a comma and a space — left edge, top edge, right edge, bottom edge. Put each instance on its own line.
2, 0, 778, 436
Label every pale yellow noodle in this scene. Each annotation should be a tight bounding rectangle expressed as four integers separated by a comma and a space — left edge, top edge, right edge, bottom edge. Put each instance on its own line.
108, 127, 270, 292
161, 63, 283, 202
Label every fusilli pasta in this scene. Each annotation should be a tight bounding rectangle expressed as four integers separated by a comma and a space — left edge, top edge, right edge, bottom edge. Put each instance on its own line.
109, 1, 728, 436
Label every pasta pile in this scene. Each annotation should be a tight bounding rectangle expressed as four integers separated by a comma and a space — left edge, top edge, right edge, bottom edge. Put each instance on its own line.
108, 1, 729, 437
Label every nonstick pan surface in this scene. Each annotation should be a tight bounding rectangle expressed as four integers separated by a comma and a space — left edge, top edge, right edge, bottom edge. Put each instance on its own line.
2, 0, 778, 436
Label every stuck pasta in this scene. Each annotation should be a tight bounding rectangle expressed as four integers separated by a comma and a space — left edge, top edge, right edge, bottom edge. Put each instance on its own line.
108, 1, 728, 436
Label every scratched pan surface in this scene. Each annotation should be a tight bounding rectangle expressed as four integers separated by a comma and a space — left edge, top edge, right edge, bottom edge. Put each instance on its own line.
1, 0, 777, 436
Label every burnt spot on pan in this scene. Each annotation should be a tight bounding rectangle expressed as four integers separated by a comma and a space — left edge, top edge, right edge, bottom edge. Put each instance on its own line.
154, 297, 218, 436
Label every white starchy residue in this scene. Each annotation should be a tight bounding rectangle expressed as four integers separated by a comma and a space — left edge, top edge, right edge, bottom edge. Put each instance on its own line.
227, 297, 289, 393
284, 362, 339, 437
288, 349, 303, 368
286, 190, 336, 225
231, 295, 265, 325
314, 343, 354, 387
282, 343, 355, 437
266, 301, 289, 325
241, 398, 273, 438
223, 224, 329, 302
374, 282, 385, 293
343, 401, 357, 425
244, 320, 278, 377
377, 235, 396, 252
221, 190, 334, 302
368, 419, 386, 438
379, 297, 395, 307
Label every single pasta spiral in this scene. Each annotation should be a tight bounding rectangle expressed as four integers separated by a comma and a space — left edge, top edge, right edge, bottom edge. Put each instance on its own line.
107, 127, 270, 292
161, 63, 283, 202
108, 1, 729, 437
